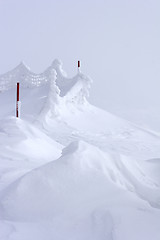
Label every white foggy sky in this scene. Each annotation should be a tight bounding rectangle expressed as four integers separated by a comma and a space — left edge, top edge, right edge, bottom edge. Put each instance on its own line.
0, 0, 160, 111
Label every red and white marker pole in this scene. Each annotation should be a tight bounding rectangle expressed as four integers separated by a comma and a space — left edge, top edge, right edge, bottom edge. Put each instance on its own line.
78, 60, 81, 73
16, 82, 20, 118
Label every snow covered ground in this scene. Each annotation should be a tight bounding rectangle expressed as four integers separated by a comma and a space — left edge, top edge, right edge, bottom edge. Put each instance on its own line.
106, 105, 160, 134
0, 60, 160, 240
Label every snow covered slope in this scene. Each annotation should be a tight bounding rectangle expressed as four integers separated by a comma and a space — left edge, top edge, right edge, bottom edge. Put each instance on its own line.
0, 117, 62, 191
1, 141, 160, 240
0, 60, 160, 240
0, 60, 160, 159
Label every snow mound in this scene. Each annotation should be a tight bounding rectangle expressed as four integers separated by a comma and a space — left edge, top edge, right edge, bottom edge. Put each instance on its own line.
1, 141, 160, 225
0, 117, 62, 162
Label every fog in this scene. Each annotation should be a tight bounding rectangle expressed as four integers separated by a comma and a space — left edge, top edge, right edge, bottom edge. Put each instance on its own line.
0, 0, 160, 113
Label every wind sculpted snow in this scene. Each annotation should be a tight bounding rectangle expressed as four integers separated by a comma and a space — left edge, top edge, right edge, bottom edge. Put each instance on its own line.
0, 60, 160, 240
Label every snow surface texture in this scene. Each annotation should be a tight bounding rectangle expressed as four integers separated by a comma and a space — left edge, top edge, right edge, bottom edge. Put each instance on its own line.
0, 60, 160, 240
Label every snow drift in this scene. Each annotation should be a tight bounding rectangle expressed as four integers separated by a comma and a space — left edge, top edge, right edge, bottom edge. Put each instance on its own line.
0, 59, 160, 240
1, 141, 160, 240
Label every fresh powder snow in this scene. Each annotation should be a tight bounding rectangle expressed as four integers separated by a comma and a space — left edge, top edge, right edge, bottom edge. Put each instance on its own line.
0, 60, 160, 240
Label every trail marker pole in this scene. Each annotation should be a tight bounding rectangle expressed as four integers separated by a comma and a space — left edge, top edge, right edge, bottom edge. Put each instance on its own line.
16, 82, 20, 118
78, 60, 81, 73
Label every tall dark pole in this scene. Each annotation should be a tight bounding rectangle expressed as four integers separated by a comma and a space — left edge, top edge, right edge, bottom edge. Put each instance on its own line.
16, 82, 19, 118
78, 60, 81, 73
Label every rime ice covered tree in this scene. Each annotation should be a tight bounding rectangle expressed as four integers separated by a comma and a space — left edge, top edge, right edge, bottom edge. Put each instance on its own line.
47, 69, 61, 116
